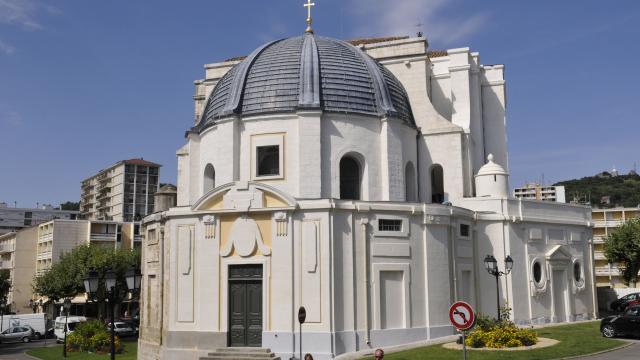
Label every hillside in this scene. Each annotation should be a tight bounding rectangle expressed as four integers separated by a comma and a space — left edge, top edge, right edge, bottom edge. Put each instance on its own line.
554, 173, 640, 208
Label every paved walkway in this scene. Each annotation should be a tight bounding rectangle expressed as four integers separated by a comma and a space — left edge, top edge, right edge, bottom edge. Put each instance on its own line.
575, 339, 640, 360
0, 340, 55, 360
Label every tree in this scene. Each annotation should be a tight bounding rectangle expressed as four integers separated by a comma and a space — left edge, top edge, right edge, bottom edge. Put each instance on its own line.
60, 201, 80, 211
604, 218, 640, 286
33, 245, 139, 315
0, 269, 10, 305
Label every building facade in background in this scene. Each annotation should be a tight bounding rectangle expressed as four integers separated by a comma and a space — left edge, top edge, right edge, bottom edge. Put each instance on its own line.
0, 227, 38, 314
592, 207, 640, 288
138, 32, 596, 360
35, 219, 142, 276
80, 159, 161, 222
513, 183, 566, 203
0, 203, 78, 235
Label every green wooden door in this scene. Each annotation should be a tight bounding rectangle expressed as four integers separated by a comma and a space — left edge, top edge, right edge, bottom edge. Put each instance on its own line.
228, 265, 263, 347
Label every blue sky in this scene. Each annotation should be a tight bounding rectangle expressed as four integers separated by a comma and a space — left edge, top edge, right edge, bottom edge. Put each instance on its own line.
0, 0, 639, 207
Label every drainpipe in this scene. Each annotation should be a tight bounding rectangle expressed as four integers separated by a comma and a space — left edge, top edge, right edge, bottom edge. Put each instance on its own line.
360, 217, 371, 345
416, 129, 421, 202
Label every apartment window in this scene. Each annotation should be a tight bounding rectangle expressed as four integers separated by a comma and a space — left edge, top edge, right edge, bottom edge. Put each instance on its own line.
257, 146, 280, 176
378, 219, 402, 232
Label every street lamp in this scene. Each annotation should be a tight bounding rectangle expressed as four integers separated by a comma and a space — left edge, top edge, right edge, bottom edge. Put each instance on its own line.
483, 254, 514, 321
83, 266, 141, 360
62, 298, 72, 358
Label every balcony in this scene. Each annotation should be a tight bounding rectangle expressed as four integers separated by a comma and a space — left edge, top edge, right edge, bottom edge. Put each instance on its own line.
134, 235, 142, 242
90, 233, 117, 242
37, 251, 52, 261
595, 266, 622, 276
0, 260, 12, 269
0, 244, 14, 254
593, 220, 625, 228
38, 233, 53, 243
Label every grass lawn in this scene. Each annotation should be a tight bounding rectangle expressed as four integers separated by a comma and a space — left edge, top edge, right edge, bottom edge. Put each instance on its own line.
365, 321, 626, 360
27, 340, 138, 360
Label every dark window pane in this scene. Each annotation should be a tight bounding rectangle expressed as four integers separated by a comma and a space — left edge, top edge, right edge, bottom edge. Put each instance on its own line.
340, 156, 360, 200
257, 146, 280, 176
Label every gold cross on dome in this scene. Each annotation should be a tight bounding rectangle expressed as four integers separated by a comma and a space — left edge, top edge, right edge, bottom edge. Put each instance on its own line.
304, 0, 315, 33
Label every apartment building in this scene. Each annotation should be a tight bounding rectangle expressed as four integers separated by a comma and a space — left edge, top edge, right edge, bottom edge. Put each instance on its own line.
0, 226, 38, 314
0, 203, 78, 235
513, 183, 566, 202
36, 219, 142, 275
592, 207, 640, 287
80, 158, 160, 222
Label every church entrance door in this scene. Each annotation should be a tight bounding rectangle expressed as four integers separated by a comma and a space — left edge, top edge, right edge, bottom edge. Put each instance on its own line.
228, 264, 263, 347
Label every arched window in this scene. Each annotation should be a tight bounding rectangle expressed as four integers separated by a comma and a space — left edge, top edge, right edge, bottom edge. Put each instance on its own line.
405, 162, 417, 202
340, 156, 361, 200
430, 164, 444, 203
204, 164, 215, 194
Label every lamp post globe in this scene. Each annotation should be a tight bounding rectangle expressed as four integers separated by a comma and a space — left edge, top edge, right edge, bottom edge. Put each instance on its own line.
105, 269, 117, 294
83, 268, 100, 299
505, 255, 514, 274
125, 265, 142, 293
484, 254, 498, 275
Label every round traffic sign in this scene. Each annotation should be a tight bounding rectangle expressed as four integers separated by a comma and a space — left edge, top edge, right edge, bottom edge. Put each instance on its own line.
449, 301, 475, 330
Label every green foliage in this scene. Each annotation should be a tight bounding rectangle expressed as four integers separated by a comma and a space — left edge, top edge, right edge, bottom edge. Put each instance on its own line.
555, 173, 640, 208
67, 320, 122, 353
60, 201, 80, 211
0, 269, 10, 306
604, 218, 640, 285
32, 245, 139, 302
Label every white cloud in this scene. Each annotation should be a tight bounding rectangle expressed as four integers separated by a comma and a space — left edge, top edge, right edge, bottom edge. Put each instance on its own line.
348, 0, 489, 46
0, 39, 15, 54
0, 0, 45, 30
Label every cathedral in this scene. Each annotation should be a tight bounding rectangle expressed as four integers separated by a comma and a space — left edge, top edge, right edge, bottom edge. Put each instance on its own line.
138, 12, 596, 360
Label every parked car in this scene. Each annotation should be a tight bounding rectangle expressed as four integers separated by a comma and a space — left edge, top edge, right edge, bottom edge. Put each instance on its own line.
601, 305, 640, 338
109, 322, 136, 337
610, 292, 640, 312
0, 325, 35, 343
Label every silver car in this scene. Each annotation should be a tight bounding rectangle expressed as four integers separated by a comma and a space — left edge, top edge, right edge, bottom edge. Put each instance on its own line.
0, 326, 35, 343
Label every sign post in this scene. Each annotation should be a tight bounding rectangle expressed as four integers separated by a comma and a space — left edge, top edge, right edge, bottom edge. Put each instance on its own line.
298, 306, 306, 360
449, 301, 475, 360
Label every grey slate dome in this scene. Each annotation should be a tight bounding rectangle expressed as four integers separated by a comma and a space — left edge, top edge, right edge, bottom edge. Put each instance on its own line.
195, 34, 416, 132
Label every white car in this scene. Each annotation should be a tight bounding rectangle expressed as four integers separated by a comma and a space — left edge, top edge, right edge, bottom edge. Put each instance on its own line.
110, 322, 136, 337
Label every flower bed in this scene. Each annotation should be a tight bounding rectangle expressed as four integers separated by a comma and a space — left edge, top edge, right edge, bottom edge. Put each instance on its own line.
66, 320, 122, 354
464, 310, 538, 349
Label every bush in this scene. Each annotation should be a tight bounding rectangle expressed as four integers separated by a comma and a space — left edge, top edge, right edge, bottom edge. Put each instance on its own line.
66, 320, 122, 353
465, 309, 538, 349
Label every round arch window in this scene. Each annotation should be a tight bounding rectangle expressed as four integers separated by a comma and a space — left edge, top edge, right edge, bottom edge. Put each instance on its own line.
533, 261, 543, 284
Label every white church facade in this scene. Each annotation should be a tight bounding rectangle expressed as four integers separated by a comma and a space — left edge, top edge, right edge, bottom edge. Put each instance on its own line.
138, 31, 597, 360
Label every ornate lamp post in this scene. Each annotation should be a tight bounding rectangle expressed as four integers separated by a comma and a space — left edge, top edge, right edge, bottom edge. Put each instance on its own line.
83, 266, 141, 360
483, 254, 514, 321
62, 298, 72, 358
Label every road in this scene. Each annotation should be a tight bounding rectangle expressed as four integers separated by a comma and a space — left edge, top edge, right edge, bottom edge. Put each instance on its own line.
0, 340, 56, 360
576, 338, 640, 360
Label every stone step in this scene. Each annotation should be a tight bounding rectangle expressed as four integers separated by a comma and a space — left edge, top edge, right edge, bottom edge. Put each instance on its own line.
214, 348, 272, 353
201, 357, 280, 360
201, 347, 280, 360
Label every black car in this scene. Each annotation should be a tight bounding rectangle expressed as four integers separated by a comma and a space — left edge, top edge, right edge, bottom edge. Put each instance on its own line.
601, 305, 640, 338
610, 292, 640, 312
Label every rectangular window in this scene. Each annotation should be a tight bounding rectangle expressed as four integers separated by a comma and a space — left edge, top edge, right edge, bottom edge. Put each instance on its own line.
256, 145, 280, 176
378, 219, 402, 232
459, 223, 470, 238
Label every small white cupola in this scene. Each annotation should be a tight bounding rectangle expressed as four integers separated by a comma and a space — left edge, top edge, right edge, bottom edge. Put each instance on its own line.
475, 154, 509, 197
